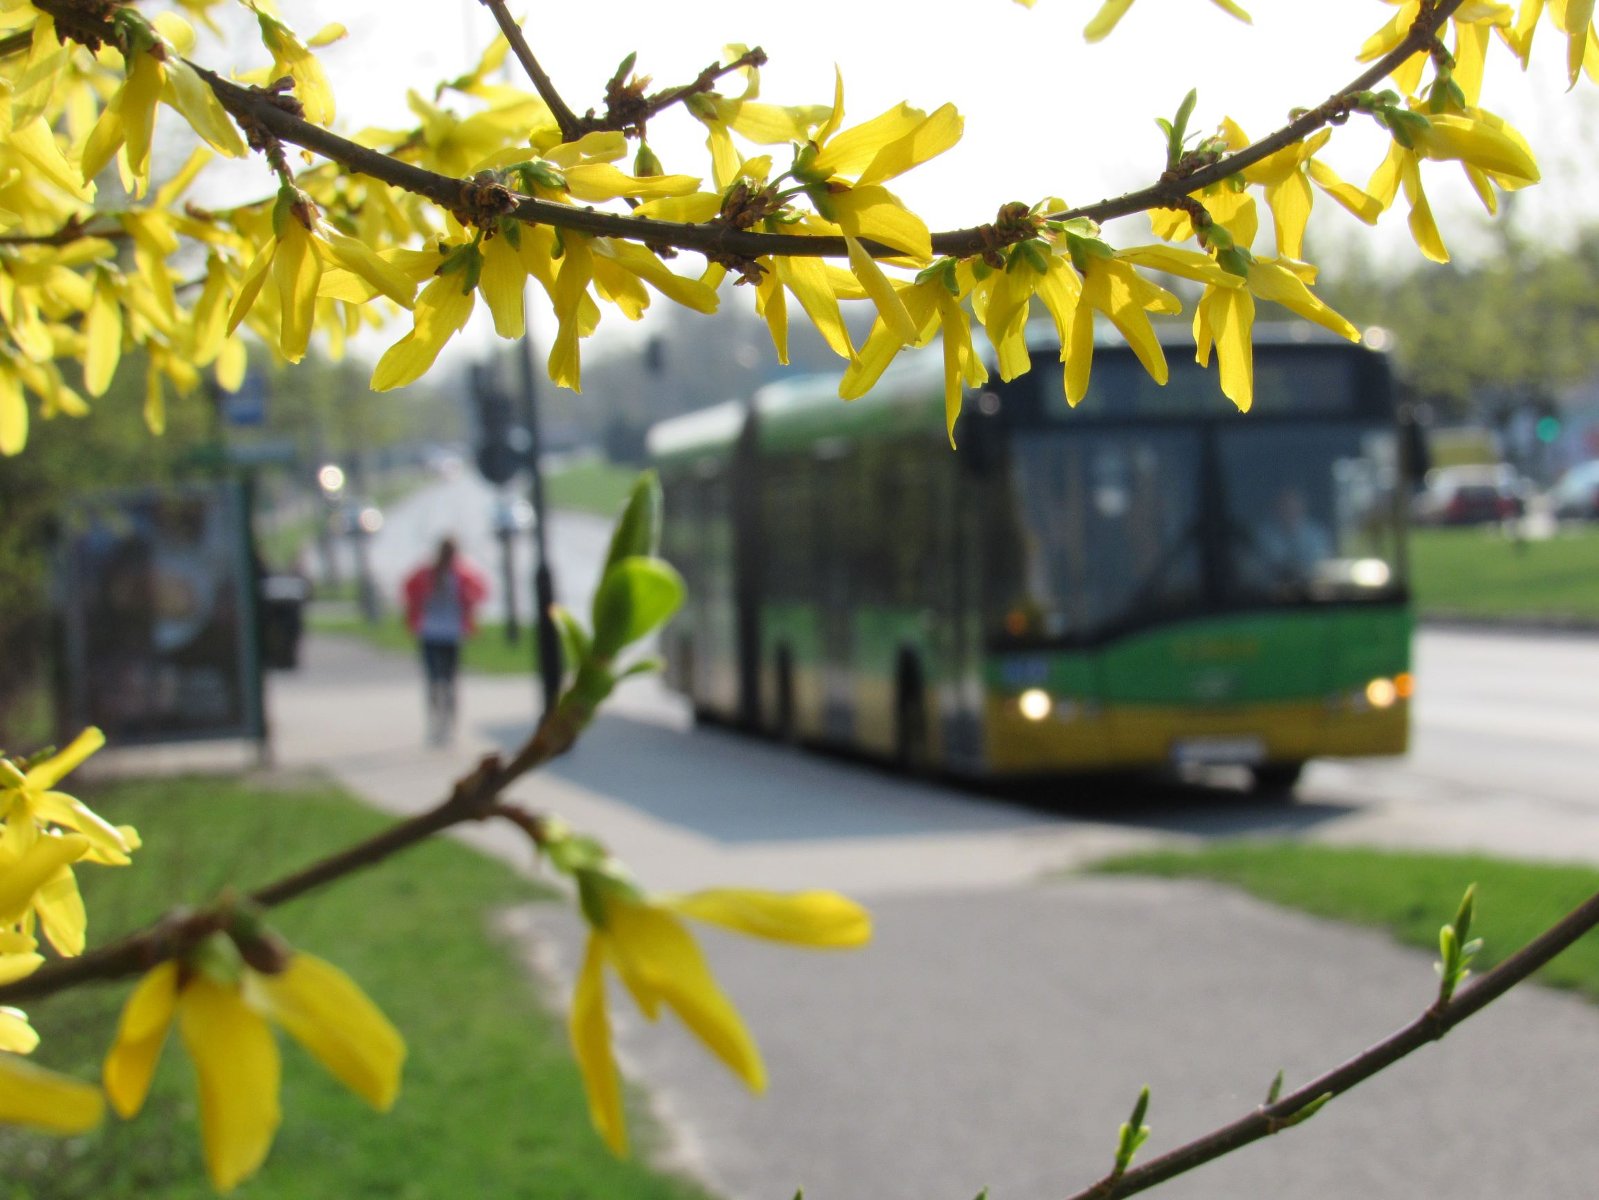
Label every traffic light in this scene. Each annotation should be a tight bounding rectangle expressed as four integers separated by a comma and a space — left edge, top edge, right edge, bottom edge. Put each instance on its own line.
472, 367, 521, 485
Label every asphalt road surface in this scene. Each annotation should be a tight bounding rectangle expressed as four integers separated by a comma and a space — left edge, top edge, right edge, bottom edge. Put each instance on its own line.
345, 473, 1599, 1200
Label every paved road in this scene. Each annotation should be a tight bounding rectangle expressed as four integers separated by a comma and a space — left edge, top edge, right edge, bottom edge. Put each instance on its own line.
256, 475, 1599, 1200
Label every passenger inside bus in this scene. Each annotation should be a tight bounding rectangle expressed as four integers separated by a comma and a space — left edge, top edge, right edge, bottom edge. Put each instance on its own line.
1247, 485, 1334, 592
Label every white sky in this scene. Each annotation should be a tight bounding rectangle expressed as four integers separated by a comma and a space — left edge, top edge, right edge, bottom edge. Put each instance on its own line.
237, 1, 1599, 361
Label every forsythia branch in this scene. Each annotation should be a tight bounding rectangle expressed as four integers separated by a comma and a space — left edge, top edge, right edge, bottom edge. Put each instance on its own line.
30, 0, 1469, 263
476, 0, 584, 142
0, 702, 587, 1006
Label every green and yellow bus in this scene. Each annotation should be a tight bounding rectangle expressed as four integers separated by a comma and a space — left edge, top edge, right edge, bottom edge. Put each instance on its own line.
648, 324, 1413, 791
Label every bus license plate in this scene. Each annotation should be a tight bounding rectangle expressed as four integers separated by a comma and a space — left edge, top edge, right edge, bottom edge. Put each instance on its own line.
1170, 736, 1266, 767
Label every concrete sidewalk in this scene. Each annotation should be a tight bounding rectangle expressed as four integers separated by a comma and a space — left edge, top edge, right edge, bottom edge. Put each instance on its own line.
94, 633, 1599, 1200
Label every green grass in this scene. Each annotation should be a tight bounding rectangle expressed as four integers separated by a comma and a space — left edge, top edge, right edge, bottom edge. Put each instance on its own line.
307, 608, 543, 675
1091, 842, 1599, 1001
1, 775, 712, 1200
546, 458, 641, 517
1410, 525, 1599, 622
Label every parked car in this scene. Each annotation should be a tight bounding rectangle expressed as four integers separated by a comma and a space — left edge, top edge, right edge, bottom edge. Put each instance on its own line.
1548, 460, 1599, 521
1413, 464, 1526, 526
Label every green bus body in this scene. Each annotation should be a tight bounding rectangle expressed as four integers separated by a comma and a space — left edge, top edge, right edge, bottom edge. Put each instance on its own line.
648, 325, 1412, 782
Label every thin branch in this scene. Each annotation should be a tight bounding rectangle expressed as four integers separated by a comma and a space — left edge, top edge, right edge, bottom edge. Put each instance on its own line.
0, 28, 31, 58
0, 218, 130, 247
476, 0, 583, 142
0, 692, 596, 1006
1049, 0, 1465, 226
638, 46, 768, 126
1064, 884, 1599, 1200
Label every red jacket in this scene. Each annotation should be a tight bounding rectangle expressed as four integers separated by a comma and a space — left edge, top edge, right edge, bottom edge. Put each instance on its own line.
402, 560, 488, 637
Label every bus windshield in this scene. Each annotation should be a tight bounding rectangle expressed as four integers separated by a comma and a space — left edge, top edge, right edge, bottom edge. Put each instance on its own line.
985, 420, 1404, 643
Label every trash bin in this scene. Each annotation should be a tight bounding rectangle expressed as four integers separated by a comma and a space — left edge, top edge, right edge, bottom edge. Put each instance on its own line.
260, 573, 311, 670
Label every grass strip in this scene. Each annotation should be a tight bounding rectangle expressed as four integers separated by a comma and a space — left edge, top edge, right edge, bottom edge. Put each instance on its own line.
1, 774, 710, 1200
1411, 525, 1599, 622
546, 458, 641, 517
1090, 842, 1599, 1002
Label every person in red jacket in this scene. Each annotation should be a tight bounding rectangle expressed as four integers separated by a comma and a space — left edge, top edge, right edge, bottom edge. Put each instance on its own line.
402, 536, 488, 744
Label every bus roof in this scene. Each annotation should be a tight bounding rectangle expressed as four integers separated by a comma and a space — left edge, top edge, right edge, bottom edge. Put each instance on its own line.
647, 320, 1389, 464
645, 398, 745, 468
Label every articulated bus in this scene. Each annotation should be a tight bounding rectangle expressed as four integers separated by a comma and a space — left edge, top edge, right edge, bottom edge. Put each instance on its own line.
647, 324, 1413, 791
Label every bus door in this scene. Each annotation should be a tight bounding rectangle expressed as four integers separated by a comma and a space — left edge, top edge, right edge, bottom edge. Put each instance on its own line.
1070, 428, 1208, 764
812, 436, 856, 742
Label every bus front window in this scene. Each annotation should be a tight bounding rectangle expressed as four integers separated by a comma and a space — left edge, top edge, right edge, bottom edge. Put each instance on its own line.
1218, 424, 1403, 604
989, 428, 1204, 642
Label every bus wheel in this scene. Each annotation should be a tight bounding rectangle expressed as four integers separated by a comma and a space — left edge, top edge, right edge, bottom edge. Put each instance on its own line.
774, 649, 798, 744
1251, 761, 1305, 796
894, 668, 931, 775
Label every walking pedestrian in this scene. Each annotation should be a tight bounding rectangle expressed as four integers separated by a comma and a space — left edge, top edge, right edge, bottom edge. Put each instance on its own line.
402, 536, 487, 744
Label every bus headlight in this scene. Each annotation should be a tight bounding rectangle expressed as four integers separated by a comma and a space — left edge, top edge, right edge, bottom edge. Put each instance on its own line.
1364, 677, 1398, 709
1017, 688, 1052, 722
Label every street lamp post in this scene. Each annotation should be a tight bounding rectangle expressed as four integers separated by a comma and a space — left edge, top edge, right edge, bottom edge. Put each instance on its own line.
515, 324, 562, 715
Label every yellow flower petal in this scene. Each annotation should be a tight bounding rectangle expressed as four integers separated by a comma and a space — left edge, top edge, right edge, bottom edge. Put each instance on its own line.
667, 889, 872, 946
840, 281, 942, 400
0, 369, 26, 457
829, 185, 933, 261
755, 265, 789, 364
0, 951, 43, 986
227, 240, 277, 336
477, 234, 529, 338
23, 727, 104, 791
602, 903, 766, 1093
632, 194, 722, 223
1194, 283, 1256, 411
272, 219, 322, 363
563, 164, 701, 203
254, 953, 404, 1111
598, 241, 719, 314
845, 236, 918, 346
178, 978, 281, 1194
164, 59, 246, 157
0, 1053, 104, 1135
35, 866, 88, 957
547, 235, 595, 392
0, 835, 88, 928
103, 962, 179, 1119
1084, 0, 1137, 41
1247, 259, 1360, 340
371, 270, 476, 392
775, 255, 855, 362
320, 232, 417, 308
570, 938, 626, 1155
0, 1007, 39, 1054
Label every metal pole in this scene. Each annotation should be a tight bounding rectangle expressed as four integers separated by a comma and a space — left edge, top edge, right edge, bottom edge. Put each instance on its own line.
515, 318, 562, 714
497, 520, 520, 644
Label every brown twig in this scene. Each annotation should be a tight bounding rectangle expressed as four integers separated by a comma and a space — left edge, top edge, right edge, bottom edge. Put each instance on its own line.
1047, 0, 1465, 226
1063, 884, 1599, 1199
0, 217, 130, 247
476, 0, 583, 142
638, 46, 768, 126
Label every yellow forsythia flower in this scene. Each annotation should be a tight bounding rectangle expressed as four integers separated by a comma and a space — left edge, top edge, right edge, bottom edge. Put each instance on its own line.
568, 869, 869, 1155
104, 943, 405, 1194
1, 727, 136, 956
